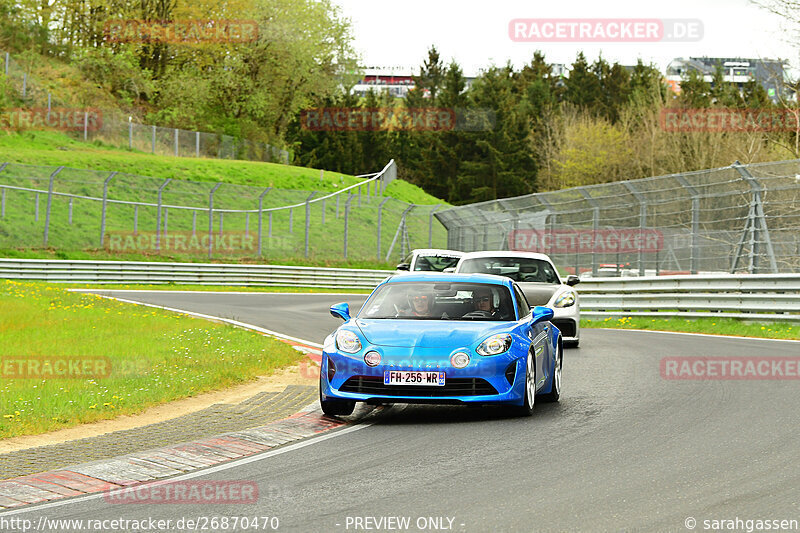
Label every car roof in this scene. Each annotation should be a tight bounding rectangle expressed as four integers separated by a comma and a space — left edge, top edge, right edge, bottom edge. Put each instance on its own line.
384, 272, 512, 286
410, 248, 464, 257
458, 250, 554, 262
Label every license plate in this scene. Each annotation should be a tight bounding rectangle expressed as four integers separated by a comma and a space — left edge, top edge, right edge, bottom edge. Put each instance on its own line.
384, 371, 445, 386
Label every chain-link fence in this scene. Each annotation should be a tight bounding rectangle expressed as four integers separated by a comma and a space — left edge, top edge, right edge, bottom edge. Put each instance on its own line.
0, 159, 447, 262
1, 49, 290, 164
436, 160, 800, 275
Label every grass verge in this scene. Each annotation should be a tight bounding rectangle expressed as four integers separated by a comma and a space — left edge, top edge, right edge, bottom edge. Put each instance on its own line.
0, 280, 305, 439
582, 316, 799, 340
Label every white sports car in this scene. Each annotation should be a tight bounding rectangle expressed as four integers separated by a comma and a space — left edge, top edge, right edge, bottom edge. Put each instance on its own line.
454, 251, 581, 347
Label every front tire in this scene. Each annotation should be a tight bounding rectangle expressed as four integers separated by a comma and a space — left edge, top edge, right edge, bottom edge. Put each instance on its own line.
319, 377, 355, 416
515, 351, 536, 417
539, 342, 562, 403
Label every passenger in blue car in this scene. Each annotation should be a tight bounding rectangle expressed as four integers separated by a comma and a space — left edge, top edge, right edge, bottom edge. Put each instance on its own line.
406, 288, 434, 317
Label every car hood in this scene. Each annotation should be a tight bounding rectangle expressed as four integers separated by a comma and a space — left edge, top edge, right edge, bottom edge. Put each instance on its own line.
355, 319, 509, 348
518, 283, 561, 305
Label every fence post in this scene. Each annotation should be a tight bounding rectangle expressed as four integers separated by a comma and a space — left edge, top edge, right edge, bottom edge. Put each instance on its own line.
174, 128, 179, 157
128, 119, 133, 150
343, 194, 354, 259
208, 183, 222, 259
152, 125, 156, 153
336, 194, 340, 218
675, 175, 700, 275
68, 198, 73, 225
134, 205, 138, 234
84, 111, 88, 141
623, 181, 647, 276
377, 197, 390, 260
42, 166, 64, 247
155, 178, 172, 252
428, 204, 442, 247
195, 131, 200, 158
3, 52, 8, 75
0, 162, 8, 219
99, 171, 117, 246
245, 212, 249, 235
22, 73, 26, 98
304, 191, 317, 258
219, 212, 223, 236
731, 162, 778, 274
578, 188, 600, 276
257, 187, 272, 256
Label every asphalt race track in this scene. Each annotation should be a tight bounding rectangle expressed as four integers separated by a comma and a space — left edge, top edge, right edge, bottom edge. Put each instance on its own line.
8, 291, 800, 532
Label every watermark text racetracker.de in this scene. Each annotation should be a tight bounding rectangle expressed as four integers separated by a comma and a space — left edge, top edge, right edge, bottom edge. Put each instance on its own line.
662, 357, 800, 380
299, 107, 496, 132
509, 18, 703, 42
661, 108, 800, 132
1, 356, 148, 379
104, 19, 259, 44
105, 231, 256, 255
0, 108, 102, 132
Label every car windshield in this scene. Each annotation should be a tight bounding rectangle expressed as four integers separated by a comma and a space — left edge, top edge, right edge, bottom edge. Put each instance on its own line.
359, 282, 516, 321
413, 254, 462, 272
459, 257, 561, 284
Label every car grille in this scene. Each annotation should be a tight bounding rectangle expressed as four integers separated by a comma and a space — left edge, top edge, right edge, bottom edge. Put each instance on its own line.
340, 376, 498, 397
552, 319, 576, 338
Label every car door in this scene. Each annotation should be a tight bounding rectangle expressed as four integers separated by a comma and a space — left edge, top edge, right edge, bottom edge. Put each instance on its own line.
513, 284, 549, 391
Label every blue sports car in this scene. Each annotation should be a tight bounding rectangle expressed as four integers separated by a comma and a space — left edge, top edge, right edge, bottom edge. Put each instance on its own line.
319, 273, 563, 417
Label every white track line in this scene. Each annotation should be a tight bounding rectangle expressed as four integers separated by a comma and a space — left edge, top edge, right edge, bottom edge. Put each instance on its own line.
594, 327, 800, 343
0, 423, 371, 516
90, 294, 324, 348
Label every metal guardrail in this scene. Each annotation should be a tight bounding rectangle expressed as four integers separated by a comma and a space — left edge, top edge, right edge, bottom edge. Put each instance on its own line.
579, 274, 800, 321
0, 259, 392, 289
1, 260, 798, 321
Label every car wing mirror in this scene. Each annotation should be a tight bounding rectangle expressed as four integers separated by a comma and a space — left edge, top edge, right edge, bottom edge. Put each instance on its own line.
330, 302, 351, 321
566, 275, 580, 286
531, 306, 554, 324
396, 263, 410, 271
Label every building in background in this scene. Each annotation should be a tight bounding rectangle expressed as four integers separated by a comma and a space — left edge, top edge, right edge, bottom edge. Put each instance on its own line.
665, 57, 792, 103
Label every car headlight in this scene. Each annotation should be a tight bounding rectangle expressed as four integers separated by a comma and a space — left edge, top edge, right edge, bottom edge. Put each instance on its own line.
335, 330, 362, 353
554, 291, 576, 308
477, 334, 512, 356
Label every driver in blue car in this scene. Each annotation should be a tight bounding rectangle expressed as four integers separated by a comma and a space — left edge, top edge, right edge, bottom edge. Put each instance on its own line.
406, 289, 434, 317
466, 287, 499, 318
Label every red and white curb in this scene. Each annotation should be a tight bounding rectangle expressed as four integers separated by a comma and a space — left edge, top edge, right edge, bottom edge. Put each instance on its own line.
0, 410, 345, 509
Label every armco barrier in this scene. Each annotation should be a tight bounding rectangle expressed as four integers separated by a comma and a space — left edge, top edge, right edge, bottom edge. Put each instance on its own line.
0, 259, 393, 289
1, 260, 798, 321
578, 274, 800, 321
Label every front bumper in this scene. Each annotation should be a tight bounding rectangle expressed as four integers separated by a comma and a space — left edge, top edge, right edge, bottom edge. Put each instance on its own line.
552, 305, 580, 342
321, 348, 527, 405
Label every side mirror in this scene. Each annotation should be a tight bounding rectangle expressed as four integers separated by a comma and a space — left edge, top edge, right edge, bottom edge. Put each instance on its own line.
330, 302, 351, 321
531, 306, 554, 324
442, 267, 456, 273
566, 275, 580, 286
396, 263, 410, 271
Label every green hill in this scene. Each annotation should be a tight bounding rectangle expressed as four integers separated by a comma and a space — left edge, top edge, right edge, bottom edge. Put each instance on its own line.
0, 131, 449, 268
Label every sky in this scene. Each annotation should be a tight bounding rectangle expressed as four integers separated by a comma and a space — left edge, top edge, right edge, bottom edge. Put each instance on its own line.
331, 0, 798, 76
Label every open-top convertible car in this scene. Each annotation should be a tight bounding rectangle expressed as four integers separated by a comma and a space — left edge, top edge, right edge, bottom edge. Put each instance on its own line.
320, 273, 562, 417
